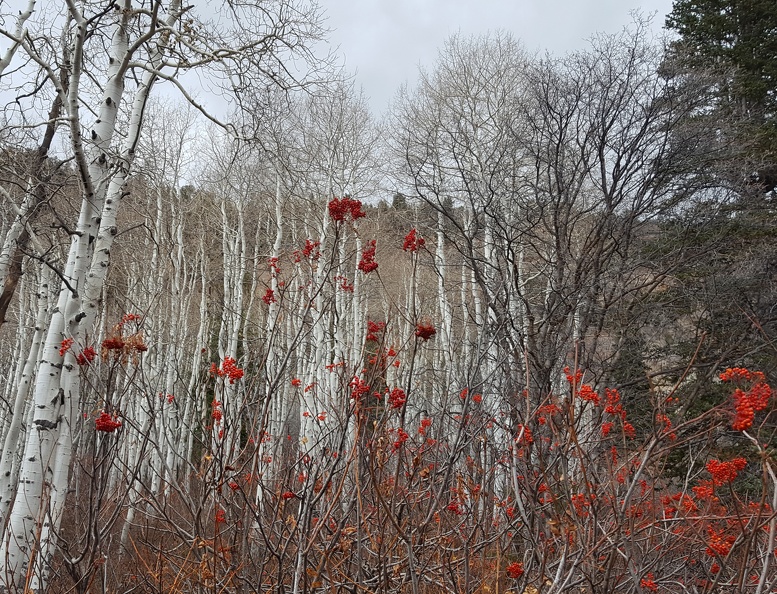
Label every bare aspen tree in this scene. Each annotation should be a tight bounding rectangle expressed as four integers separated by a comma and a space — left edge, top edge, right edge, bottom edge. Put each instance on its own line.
0, 265, 52, 536
391, 26, 710, 401
0, 0, 327, 588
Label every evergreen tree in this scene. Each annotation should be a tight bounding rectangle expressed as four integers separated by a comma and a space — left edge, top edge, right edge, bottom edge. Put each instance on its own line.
665, 0, 777, 187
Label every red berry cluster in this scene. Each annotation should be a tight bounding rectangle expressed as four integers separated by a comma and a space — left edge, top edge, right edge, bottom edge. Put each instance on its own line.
366, 320, 385, 341
328, 197, 366, 222
392, 427, 409, 451
210, 357, 244, 384
720, 368, 771, 430
59, 338, 74, 356
514, 424, 533, 446
302, 239, 320, 258
211, 400, 223, 422
706, 458, 747, 485
402, 228, 425, 252
505, 561, 524, 579
119, 313, 142, 326
358, 240, 378, 273
639, 573, 658, 592
578, 384, 600, 405
100, 313, 147, 362
102, 337, 125, 351
388, 387, 406, 409
335, 275, 354, 292
95, 411, 122, 433
415, 322, 436, 341
706, 526, 735, 557
76, 346, 97, 366
262, 288, 277, 305
215, 508, 226, 524
350, 377, 370, 401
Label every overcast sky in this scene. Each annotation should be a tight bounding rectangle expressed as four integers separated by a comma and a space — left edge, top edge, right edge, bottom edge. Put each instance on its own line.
320, 0, 676, 114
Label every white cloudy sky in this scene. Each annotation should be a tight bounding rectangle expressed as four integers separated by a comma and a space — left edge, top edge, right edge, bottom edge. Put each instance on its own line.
319, 0, 676, 114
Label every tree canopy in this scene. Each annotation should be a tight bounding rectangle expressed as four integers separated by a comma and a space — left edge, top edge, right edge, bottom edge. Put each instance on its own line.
666, 0, 777, 174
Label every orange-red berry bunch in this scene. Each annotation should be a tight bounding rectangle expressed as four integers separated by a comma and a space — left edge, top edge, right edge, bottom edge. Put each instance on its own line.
706, 458, 747, 485
720, 368, 772, 431
358, 240, 378, 273
95, 411, 122, 433
366, 320, 385, 341
505, 561, 524, 579
415, 322, 436, 341
210, 356, 244, 384
388, 387, 406, 409
403, 228, 425, 252
328, 197, 366, 222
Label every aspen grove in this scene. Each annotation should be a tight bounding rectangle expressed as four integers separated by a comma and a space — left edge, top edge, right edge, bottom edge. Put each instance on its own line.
0, 4, 776, 594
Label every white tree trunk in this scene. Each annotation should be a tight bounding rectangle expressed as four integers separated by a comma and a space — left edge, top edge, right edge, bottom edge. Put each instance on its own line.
0, 265, 51, 535
0, 4, 173, 583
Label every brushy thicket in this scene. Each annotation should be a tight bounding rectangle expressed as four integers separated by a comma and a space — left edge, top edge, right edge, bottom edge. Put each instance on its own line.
54, 290, 776, 594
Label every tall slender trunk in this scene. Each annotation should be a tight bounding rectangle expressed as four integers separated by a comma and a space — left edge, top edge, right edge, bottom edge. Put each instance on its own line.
0, 266, 52, 535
